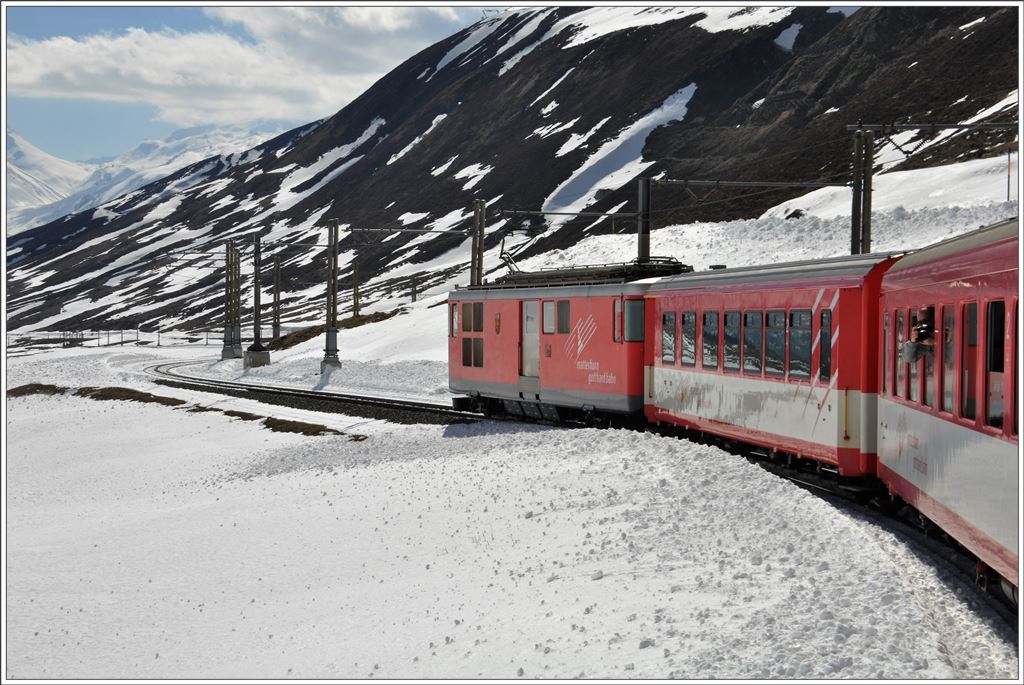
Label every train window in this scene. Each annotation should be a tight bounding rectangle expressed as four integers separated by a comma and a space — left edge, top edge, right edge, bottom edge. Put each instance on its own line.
680, 311, 697, 366
462, 302, 472, 332
624, 300, 645, 342
942, 306, 954, 412
895, 310, 905, 398
908, 310, 920, 403
882, 312, 889, 394
765, 310, 786, 377
820, 309, 832, 381
557, 301, 571, 334
542, 301, 555, 334
961, 302, 978, 420
743, 311, 763, 374
922, 306, 935, 407
662, 312, 676, 363
788, 310, 812, 380
613, 300, 622, 342
472, 337, 484, 368
451, 304, 458, 337
702, 311, 719, 369
462, 337, 472, 366
473, 302, 484, 333
985, 300, 1005, 428
723, 311, 741, 371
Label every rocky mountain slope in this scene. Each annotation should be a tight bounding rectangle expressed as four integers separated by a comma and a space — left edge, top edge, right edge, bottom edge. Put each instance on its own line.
6, 6, 1018, 332
6, 123, 288, 235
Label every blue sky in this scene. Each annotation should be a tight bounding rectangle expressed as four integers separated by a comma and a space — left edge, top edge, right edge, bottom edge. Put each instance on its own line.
5, 6, 487, 161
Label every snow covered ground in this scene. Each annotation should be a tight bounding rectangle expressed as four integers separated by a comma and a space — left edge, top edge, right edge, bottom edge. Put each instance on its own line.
5, 156, 1020, 679
5, 343, 1020, 680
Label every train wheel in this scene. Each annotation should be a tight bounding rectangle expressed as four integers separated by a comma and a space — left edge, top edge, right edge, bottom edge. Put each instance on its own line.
1000, 578, 1018, 607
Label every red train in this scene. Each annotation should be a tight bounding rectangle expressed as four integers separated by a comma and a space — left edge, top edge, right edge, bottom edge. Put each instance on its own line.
448, 218, 1019, 600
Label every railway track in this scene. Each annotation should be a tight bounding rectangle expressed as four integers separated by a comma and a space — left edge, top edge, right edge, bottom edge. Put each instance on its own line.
144, 360, 480, 426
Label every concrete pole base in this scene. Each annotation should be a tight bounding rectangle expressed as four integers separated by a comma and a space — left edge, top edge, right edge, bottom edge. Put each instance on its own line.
221, 346, 239, 360
244, 349, 272, 368
320, 358, 341, 374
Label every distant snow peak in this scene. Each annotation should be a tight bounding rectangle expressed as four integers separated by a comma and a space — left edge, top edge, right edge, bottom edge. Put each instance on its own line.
453, 163, 494, 191
543, 83, 697, 215
387, 114, 448, 165
774, 23, 802, 52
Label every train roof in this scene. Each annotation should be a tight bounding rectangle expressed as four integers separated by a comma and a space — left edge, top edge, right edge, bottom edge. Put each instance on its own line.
449, 280, 652, 300
649, 251, 900, 291
887, 217, 1018, 273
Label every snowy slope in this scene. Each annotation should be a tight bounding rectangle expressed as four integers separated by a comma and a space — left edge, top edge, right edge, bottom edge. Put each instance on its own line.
6, 132, 94, 211
6, 123, 288, 235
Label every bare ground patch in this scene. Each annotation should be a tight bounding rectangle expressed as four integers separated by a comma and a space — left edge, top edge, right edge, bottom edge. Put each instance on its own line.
7, 383, 69, 397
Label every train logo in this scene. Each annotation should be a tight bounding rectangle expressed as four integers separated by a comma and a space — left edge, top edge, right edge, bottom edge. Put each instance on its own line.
564, 314, 597, 359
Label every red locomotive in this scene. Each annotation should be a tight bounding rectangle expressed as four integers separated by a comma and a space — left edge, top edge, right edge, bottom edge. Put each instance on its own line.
447, 218, 1019, 599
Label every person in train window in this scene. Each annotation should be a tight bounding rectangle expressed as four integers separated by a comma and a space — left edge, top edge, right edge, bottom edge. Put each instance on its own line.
902, 307, 935, 364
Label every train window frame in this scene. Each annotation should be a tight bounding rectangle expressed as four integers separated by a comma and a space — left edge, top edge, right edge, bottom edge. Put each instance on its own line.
624, 299, 645, 342
542, 301, 555, 335
787, 309, 812, 381
961, 301, 978, 421
882, 311, 889, 394
450, 304, 458, 337
764, 310, 786, 377
723, 311, 741, 372
613, 299, 622, 342
662, 311, 676, 364
557, 300, 571, 334
680, 311, 697, 366
941, 305, 955, 413
472, 337, 484, 368
908, 310, 920, 403
819, 309, 832, 382
743, 311, 763, 375
921, 305, 935, 408
895, 310, 905, 399
702, 310, 719, 370
472, 302, 484, 333
985, 300, 1005, 429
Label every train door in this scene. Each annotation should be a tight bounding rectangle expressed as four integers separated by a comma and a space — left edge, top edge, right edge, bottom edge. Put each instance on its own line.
521, 300, 540, 378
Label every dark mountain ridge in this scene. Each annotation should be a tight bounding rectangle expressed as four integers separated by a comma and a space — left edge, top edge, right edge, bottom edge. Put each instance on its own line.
6, 6, 1017, 331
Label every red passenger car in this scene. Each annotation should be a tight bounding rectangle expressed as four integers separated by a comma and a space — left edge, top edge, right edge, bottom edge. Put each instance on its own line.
644, 253, 899, 477
448, 283, 650, 421
877, 218, 1018, 596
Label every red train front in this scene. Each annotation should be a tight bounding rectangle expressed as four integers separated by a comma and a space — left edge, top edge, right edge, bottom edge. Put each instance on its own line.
448, 283, 649, 421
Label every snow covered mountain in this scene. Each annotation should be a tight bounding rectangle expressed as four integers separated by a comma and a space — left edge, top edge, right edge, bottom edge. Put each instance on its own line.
6, 6, 1018, 332
6, 123, 289, 235
6, 132, 94, 212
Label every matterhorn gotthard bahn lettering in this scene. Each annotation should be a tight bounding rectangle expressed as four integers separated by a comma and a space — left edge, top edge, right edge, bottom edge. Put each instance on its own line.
4, 5, 1021, 681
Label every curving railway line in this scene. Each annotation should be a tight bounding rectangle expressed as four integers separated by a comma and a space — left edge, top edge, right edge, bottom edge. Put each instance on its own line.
145, 360, 480, 426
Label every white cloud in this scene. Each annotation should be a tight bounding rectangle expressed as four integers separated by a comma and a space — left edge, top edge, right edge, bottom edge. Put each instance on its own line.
6, 7, 479, 127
